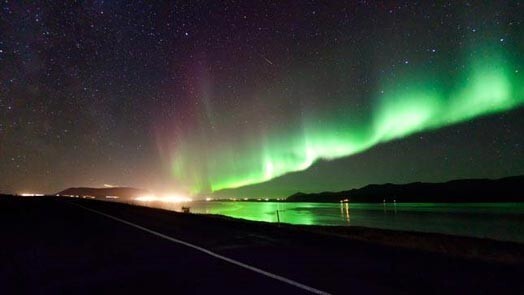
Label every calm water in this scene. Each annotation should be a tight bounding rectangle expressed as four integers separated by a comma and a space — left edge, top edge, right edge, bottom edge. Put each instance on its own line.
126, 201, 524, 243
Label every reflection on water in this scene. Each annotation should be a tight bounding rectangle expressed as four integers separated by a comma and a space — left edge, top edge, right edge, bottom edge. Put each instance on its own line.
126, 200, 524, 243
340, 202, 350, 224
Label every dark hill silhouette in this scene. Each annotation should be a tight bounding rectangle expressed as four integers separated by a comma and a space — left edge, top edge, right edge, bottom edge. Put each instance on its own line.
58, 187, 149, 200
287, 175, 524, 203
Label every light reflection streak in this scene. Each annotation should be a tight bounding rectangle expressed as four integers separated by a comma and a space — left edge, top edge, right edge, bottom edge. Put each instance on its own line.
340, 202, 350, 224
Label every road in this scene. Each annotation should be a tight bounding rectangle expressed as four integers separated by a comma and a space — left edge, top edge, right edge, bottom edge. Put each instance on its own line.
1, 197, 523, 294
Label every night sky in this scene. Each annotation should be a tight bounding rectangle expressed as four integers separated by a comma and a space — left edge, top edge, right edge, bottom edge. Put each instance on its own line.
1, 1, 523, 197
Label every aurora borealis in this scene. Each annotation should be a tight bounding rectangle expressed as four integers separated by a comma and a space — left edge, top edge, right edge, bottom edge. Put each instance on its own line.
1, 1, 523, 196
164, 45, 524, 193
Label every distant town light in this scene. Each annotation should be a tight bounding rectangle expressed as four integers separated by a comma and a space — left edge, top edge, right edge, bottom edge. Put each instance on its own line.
135, 193, 192, 203
164, 194, 192, 203
135, 194, 157, 202
20, 193, 44, 197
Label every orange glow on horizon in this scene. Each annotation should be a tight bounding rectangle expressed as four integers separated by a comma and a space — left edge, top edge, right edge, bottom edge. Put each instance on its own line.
20, 193, 44, 197
135, 193, 192, 203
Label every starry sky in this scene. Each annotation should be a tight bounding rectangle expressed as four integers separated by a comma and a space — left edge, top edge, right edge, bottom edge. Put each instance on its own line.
1, 1, 523, 197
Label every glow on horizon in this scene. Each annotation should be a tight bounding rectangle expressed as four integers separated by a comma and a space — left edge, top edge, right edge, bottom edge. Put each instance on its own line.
20, 193, 45, 197
135, 193, 192, 203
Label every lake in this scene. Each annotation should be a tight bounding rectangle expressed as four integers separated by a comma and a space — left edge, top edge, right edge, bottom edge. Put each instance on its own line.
125, 200, 524, 243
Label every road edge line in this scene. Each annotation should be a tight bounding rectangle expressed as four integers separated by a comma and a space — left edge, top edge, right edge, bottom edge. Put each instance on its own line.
68, 201, 330, 295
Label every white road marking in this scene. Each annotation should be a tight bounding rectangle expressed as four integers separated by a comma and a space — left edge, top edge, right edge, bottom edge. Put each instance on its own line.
70, 202, 330, 295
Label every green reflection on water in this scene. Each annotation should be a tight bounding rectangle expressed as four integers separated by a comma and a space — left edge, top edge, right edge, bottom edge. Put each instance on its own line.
128, 200, 524, 243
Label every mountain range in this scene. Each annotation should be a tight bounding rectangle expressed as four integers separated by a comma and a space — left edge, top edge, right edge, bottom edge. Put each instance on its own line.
287, 175, 524, 203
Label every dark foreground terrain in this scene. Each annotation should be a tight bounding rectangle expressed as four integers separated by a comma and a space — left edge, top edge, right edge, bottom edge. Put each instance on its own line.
1, 196, 523, 294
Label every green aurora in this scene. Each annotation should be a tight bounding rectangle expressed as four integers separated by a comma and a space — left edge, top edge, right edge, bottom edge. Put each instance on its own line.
167, 42, 524, 195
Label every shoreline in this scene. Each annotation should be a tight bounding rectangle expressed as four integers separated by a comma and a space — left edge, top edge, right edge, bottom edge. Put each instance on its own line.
9, 195, 523, 264
126, 198, 524, 246
160, 209, 524, 265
